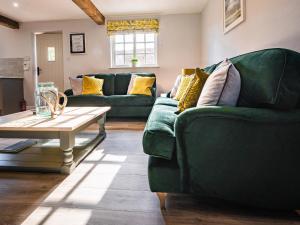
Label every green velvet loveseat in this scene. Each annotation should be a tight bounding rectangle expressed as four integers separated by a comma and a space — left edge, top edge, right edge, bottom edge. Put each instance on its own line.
143, 48, 300, 210
65, 73, 156, 118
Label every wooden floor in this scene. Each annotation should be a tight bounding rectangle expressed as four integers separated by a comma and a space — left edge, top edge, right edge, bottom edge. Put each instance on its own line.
0, 121, 299, 225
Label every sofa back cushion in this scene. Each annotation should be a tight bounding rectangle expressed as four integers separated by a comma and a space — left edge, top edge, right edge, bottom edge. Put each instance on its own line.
115, 73, 156, 96
114, 73, 132, 95
77, 74, 115, 96
220, 48, 300, 110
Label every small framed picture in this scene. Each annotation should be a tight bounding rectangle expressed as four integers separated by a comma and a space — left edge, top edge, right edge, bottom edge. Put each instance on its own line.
224, 0, 245, 34
70, 33, 85, 53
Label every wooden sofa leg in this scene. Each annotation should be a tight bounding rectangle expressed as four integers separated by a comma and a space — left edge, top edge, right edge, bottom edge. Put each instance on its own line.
156, 192, 167, 210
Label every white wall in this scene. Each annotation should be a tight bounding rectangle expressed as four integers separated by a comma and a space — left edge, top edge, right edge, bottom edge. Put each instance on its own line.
0, 14, 202, 105
199, 0, 300, 67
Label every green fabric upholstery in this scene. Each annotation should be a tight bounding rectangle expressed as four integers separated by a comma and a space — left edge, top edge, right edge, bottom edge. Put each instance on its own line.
175, 106, 300, 209
143, 104, 178, 160
108, 106, 153, 118
148, 156, 181, 193
231, 48, 300, 110
143, 48, 300, 210
114, 73, 132, 95
67, 94, 154, 107
203, 64, 217, 74
66, 72, 156, 118
109, 95, 155, 106
154, 97, 178, 107
64, 89, 73, 96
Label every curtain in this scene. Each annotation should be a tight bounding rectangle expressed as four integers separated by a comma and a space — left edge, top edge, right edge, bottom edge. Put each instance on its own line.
107, 19, 159, 35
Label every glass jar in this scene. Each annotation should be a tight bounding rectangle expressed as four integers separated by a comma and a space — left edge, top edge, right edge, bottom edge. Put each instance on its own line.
35, 82, 58, 117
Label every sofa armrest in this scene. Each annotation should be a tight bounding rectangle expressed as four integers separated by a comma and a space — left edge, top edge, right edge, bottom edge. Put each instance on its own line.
64, 89, 73, 96
175, 106, 300, 126
174, 106, 300, 204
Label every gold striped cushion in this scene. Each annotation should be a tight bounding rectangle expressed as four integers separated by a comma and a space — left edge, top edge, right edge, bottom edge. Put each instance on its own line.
178, 68, 209, 112
174, 75, 194, 101
182, 68, 196, 75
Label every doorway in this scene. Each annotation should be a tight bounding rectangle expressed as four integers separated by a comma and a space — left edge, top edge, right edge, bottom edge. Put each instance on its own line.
36, 32, 64, 91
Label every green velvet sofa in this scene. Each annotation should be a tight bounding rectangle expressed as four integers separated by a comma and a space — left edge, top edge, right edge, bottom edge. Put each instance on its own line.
143, 48, 300, 210
65, 73, 156, 118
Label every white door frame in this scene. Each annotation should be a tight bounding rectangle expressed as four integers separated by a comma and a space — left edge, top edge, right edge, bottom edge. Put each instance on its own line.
33, 31, 64, 93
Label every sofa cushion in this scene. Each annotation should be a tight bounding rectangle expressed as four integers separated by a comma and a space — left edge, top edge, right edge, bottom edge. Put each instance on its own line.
197, 59, 240, 107
82, 76, 104, 95
229, 48, 300, 110
129, 76, 156, 96
67, 94, 155, 107
77, 74, 115, 96
106, 95, 155, 106
174, 75, 194, 101
170, 75, 182, 98
115, 73, 132, 95
143, 104, 178, 160
155, 97, 178, 107
115, 73, 157, 95
178, 68, 208, 112
69, 77, 82, 95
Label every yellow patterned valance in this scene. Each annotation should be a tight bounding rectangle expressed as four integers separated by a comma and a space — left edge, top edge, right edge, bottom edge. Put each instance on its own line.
107, 19, 159, 35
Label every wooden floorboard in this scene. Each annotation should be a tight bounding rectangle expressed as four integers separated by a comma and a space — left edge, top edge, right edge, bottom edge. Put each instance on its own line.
0, 122, 299, 225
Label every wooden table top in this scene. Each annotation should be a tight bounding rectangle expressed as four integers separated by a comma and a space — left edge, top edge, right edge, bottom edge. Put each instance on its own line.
0, 107, 110, 132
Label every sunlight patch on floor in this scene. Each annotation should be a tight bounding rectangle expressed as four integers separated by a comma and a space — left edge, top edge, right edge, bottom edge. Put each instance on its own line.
84, 149, 105, 161
102, 154, 127, 162
19, 130, 146, 225
22, 207, 92, 225
21, 207, 52, 225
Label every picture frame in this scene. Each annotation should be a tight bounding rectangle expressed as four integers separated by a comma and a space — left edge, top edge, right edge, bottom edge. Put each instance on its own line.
70, 33, 85, 53
223, 0, 245, 34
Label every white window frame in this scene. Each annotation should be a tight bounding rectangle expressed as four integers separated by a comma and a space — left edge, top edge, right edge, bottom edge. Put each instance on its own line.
110, 31, 158, 68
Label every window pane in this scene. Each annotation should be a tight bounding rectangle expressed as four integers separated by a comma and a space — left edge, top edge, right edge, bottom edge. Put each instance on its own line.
125, 43, 134, 54
146, 43, 154, 53
136, 43, 145, 54
115, 55, 125, 66
136, 33, 145, 42
111, 32, 158, 68
125, 54, 134, 65
47, 47, 55, 62
136, 54, 145, 65
146, 33, 155, 42
115, 43, 124, 54
124, 34, 134, 43
115, 35, 124, 43
146, 54, 155, 65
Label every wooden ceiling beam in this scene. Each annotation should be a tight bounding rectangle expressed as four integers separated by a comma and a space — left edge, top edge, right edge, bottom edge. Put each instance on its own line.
72, 0, 105, 25
0, 15, 19, 29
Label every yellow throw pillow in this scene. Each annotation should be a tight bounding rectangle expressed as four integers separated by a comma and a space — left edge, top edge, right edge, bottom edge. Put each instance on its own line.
129, 76, 156, 96
182, 68, 196, 75
174, 75, 194, 101
178, 68, 209, 112
82, 76, 104, 95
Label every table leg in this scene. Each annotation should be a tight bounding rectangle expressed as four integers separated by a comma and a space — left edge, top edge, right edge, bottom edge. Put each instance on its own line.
60, 131, 75, 174
98, 113, 106, 135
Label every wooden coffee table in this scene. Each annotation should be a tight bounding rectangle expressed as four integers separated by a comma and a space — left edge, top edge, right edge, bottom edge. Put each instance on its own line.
0, 107, 110, 174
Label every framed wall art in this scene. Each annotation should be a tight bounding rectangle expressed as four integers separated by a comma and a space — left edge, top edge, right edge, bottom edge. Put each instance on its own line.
224, 0, 245, 34
70, 33, 85, 53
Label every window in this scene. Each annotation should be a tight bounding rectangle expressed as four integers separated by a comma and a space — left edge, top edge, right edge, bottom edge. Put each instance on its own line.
47, 47, 55, 62
110, 32, 158, 68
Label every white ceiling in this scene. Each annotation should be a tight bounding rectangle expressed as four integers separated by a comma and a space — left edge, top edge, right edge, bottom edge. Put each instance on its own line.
0, 0, 208, 22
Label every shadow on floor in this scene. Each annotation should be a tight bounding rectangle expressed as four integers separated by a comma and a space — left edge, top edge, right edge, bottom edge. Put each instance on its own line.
0, 130, 300, 225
